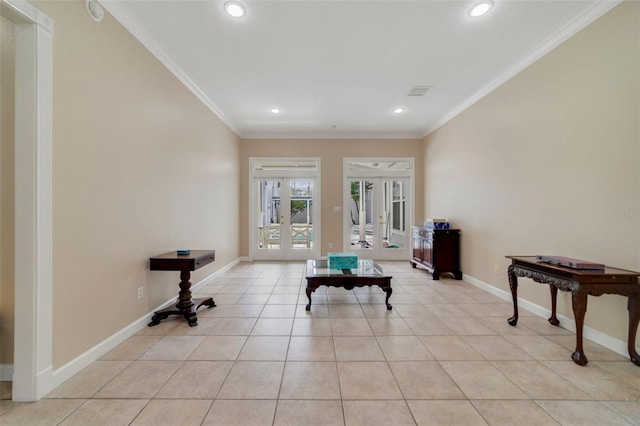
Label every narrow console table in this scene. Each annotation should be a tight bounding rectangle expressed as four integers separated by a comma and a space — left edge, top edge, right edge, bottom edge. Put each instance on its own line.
148, 250, 216, 327
506, 255, 640, 366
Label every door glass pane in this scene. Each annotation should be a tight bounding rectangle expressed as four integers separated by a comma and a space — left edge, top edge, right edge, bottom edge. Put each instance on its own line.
290, 179, 313, 249
384, 180, 406, 250
350, 180, 374, 249
258, 180, 281, 249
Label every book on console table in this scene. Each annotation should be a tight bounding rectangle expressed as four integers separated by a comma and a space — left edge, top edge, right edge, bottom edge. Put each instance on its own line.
536, 255, 605, 270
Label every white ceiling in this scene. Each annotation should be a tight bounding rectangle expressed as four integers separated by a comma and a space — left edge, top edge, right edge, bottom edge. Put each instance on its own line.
102, 0, 619, 139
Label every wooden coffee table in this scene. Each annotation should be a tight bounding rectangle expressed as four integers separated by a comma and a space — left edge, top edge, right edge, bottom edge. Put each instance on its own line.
305, 259, 392, 310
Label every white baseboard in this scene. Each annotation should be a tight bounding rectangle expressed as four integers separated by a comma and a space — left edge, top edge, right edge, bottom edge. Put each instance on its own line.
51, 258, 241, 388
0, 364, 13, 381
462, 273, 630, 358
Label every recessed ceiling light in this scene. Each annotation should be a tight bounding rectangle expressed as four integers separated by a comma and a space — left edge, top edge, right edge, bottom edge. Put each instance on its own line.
392, 107, 405, 114
85, 0, 104, 22
224, 1, 246, 18
271, 108, 281, 114
469, 0, 494, 17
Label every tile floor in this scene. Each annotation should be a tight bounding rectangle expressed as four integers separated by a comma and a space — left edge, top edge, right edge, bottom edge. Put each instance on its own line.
1, 261, 640, 425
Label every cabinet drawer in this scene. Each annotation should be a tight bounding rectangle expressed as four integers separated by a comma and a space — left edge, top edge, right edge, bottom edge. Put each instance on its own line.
418, 229, 429, 239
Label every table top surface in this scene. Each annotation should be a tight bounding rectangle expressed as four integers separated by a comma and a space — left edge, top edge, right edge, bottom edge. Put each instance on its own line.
306, 259, 389, 278
149, 250, 215, 272
507, 256, 640, 277
150, 250, 214, 261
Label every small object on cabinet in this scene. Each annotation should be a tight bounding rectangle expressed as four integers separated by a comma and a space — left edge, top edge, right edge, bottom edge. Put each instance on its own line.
535, 255, 604, 270
177, 249, 191, 255
424, 219, 450, 229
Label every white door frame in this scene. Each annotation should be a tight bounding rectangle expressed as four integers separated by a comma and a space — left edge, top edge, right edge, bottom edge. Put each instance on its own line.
249, 158, 320, 261
1, 0, 54, 401
343, 158, 414, 260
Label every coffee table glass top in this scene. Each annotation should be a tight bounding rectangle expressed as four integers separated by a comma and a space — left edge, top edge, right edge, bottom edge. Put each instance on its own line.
306, 259, 387, 277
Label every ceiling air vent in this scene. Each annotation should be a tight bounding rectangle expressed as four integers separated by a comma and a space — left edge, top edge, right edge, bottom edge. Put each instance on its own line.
408, 86, 431, 96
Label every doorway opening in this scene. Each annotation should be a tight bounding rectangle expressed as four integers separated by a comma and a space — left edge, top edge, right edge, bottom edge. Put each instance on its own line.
250, 158, 320, 261
343, 158, 414, 260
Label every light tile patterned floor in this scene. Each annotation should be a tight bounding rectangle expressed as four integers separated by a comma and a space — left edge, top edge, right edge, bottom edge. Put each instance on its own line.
2, 261, 640, 425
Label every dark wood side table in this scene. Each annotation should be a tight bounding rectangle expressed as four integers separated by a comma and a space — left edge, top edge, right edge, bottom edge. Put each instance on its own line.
506, 255, 640, 366
148, 250, 216, 327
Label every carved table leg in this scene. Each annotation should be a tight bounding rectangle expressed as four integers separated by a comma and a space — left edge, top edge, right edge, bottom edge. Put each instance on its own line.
383, 286, 393, 310
305, 284, 313, 311
148, 312, 168, 327
147, 269, 216, 327
176, 270, 195, 311
571, 289, 589, 366
548, 285, 560, 326
185, 310, 198, 327
627, 292, 640, 366
507, 264, 519, 326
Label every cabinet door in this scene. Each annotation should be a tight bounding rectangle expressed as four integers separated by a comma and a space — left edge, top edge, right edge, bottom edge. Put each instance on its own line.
422, 233, 433, 267
412, 229, 423, 261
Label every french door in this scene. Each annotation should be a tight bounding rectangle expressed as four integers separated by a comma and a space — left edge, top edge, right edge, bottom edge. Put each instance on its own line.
251, 158, 320, 261
343, 159, 413, 260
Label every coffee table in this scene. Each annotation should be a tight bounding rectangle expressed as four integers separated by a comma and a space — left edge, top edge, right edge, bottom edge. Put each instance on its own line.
305, 259, 392, 310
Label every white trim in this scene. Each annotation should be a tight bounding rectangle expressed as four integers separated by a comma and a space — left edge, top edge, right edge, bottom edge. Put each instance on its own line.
1, 0, 53, 31
462, 273, 630, 358
51, 258, 240, 388
99, 1, 241, 137
342, 158, 415, 260
424, 0, 623, 136
249, 158, 321, 261
3, 0, 54, 402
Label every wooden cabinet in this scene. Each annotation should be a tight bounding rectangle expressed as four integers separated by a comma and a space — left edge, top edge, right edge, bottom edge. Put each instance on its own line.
410, 226, 461, 280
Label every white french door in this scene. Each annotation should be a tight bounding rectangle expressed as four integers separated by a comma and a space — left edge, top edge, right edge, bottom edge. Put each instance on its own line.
343, 159, 413, 260
250, 158, 320, 261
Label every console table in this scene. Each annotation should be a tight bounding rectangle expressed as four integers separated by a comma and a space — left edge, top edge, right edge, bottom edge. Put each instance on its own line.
506, 255, 640, 366
148, 250, 216, 327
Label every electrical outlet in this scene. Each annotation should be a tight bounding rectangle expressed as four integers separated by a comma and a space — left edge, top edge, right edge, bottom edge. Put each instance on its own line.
328, 242, 333, 249
493, 264, 500, 275
137, 287, 144, 299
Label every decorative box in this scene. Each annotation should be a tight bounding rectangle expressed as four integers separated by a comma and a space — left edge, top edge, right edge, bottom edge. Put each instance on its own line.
536, 255, 605, 270
328, 252, 358, 270
424, 219, 450, 229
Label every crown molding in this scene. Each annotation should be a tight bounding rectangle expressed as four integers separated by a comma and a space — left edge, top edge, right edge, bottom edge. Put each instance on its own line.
99, 1, 242, 136
423, 0, 623, 138
1, 0, 53, 31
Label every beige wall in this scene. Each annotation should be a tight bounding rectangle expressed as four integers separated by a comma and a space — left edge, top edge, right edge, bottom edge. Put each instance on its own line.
0, 15, 16, 366
239, 139, 424, 257
31, 1, 240, 368
423, 1, 639, 343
